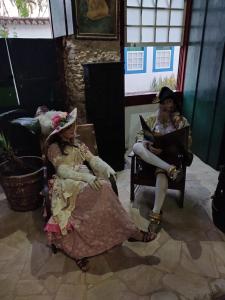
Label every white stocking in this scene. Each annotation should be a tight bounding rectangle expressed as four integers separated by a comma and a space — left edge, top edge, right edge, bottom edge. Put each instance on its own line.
133, 142, 170, 171
153, 173, 168, 214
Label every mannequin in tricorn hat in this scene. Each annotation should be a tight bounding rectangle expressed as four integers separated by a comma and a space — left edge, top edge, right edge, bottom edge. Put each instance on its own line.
133, 86, 192, 233
39, 108, 157, 271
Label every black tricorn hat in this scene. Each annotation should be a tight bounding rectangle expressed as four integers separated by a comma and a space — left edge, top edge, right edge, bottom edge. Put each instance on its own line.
158, 86, 175, 103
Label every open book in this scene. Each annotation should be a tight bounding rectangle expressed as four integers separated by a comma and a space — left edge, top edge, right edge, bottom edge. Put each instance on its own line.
139, 115, 189, 149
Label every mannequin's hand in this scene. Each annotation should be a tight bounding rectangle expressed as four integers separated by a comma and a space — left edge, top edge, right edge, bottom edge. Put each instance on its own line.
105, 165, 117, 181
89, 177, 102, 191
173, 115, 185, 129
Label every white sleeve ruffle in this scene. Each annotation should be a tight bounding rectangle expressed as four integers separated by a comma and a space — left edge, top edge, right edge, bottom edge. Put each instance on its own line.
57, 164, 96, 184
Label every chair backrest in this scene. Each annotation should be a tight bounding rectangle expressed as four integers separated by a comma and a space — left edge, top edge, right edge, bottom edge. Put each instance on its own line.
0, 109, 41, 158
76, 123, 98, 155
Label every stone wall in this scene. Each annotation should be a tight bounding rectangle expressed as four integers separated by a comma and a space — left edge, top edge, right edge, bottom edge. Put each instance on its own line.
63, 37, 120, 123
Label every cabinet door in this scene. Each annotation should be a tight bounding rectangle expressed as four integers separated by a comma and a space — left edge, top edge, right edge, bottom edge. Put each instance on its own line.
0, 39, 18, 108
83, 62, 125, 171
7, 39, 58, 114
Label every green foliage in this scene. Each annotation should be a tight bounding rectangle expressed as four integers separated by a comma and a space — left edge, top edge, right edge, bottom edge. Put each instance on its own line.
151, 74, 177, 92
15, 0, 29, 17
0, 26, 9, 38
0, 133, 11, 153
0, 132, 14, 161
0, 132, 13, 161
0, 132, 30, 175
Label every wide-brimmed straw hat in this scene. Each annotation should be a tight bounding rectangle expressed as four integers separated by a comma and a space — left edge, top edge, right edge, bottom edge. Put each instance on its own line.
46, 108, 77, 143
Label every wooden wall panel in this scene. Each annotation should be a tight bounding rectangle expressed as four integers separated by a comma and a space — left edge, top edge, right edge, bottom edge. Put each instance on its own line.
183, 0, 207, 124
208, 44, 225, 167
183, 0, 225, 168
191, 0, 225, 163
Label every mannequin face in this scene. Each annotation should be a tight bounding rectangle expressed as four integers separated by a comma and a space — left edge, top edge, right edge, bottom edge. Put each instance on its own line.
59, 123, 76, 141
160, 98, 175, 114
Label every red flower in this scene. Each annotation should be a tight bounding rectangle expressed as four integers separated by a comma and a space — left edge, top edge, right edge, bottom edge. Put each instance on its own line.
52, 115, 62, 128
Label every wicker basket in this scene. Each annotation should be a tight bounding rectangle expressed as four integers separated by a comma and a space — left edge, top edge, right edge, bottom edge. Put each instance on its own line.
0, 156, 44, 211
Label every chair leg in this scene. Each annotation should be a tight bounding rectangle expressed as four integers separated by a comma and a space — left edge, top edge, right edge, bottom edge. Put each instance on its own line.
176, 184, 185, 208
50, 244, 58, 254
130, 181, 135, 202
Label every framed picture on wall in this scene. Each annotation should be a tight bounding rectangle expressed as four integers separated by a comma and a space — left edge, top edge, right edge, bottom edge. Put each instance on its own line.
74, 0, 118, 39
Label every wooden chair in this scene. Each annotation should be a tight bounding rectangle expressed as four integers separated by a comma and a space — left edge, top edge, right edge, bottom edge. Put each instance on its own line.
130, 126, 190, 208
76, 124, 98, 155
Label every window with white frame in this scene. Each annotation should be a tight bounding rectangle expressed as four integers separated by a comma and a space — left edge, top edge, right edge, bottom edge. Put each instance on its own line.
125, 47, 147, 74
125, 0, 186, 46
124, 0, 187, 95
153, 46, 174, 71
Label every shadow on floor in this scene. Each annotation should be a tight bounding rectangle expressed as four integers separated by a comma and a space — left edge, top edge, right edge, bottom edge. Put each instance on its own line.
132, 175, 224, 260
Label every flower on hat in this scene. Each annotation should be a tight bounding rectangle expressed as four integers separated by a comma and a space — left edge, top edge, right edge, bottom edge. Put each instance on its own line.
52, 112, 68, 130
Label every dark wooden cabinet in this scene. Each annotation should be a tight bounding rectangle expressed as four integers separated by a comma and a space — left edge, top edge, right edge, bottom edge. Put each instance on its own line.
0, 39, 65, 114
83, 62, 125, 171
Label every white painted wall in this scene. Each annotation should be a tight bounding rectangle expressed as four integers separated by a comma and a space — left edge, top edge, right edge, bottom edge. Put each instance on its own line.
125, 103, 159, 151
5, 23, 52, 38
125, 46, 180, 94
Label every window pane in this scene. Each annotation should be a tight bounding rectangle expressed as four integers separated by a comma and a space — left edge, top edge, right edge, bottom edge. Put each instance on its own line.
127, 8, 141, 25
125, 46, 180, 95
127, 0, 141, 7
127, 27, 141, 42
169, 27, 182, 42
170, 10, 184, 26
125, 0, 186, 46
158, 0, 170, 8
155, 27, 168, 42
156, 49, 171, 68
156, 9, 170, 26
171, 0, 185, 9
142, 9, 155, 25
142, 27, 154, 42
143, 0, 155, 7
126, 48, 145, 71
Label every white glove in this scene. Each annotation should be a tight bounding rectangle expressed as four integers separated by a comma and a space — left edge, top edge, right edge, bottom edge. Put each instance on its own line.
89, 156, 116, 180
64, 171, 102, 190
104, 165, 117, 181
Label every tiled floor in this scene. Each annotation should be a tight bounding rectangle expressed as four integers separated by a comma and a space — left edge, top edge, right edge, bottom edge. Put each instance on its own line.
0, 155, 225, 300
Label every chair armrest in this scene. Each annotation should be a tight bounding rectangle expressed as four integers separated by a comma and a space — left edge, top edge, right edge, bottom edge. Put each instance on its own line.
109, 174, 118, 196
128, 150, 135, 157
41, 166, 52, 223
11, 117, 41, 135
0, 109, 31, 124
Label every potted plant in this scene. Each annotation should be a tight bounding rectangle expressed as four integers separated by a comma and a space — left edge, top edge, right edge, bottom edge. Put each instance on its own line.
0, 133, 44, 211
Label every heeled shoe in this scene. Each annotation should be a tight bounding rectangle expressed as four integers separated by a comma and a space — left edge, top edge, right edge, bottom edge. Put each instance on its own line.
148, 212, 161, 233
167, 165, 183, 182
75, 258, 89, 272
128, 230, 156, 243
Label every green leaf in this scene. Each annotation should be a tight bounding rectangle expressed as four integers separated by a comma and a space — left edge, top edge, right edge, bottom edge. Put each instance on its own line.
15, 0, 29, 17
0, 132, 12, 153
